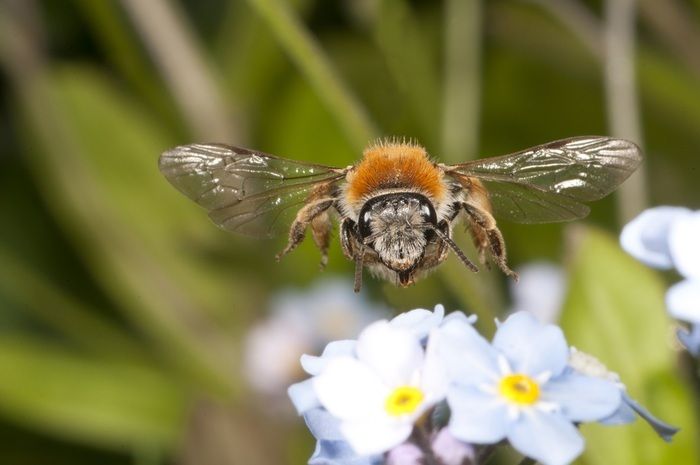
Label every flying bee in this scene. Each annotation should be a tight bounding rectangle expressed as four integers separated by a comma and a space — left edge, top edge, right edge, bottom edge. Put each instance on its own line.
159, 136, 641, 291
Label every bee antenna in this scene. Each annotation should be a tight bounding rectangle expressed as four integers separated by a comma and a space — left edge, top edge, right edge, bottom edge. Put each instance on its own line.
353, 245, 365, 293
432, 227, 479, 273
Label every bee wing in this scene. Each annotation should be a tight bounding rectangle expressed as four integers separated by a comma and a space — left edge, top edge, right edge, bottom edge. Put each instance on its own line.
159, 143, 347, 237
445, 136, 642, 223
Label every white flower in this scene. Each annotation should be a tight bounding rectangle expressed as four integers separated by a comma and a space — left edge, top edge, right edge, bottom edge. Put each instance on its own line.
509, 262, 567, 323
298, 304, 449, 377
312, 320, 448, 455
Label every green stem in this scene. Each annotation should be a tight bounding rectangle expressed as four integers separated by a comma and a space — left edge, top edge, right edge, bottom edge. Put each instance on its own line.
604, 0, 648, 223
442, 0, 482, 162
245, 0, 378, 150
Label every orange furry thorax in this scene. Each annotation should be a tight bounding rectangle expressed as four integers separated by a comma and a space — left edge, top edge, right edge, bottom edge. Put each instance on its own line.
346, 141, 445, 203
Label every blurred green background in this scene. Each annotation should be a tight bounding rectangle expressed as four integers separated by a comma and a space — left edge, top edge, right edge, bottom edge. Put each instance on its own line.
0, 0, 699, 464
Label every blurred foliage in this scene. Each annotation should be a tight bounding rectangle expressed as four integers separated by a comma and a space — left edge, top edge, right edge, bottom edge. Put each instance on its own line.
0, 0, 699, 464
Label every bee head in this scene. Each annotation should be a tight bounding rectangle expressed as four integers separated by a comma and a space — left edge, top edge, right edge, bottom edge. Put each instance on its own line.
357, 193, 438, 274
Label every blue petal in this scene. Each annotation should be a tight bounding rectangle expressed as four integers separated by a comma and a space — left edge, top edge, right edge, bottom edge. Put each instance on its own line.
436, 316, 499, 385
493, 312, 568, 377
508, 262, 566, 324
668, 211, 700, 279
678, 324, 700, 356
441, 311, 478, 326
447, 385, 510, 444
289, 378, 320, 414
309, 440, 383, 465
620, 393, 679, 442
390, 305, 445, 341
507, 411, 584, 465
304, 407, 344, 441
301, 340, 357, 375
619, 206, 690, 269
541, 371, 621, 422
666, 279, 700, 325
599, 397, 636, 425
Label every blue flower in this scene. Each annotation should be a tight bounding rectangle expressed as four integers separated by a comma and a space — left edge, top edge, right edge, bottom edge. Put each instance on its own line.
288, 305, 468, 464
568, 348, 679, 442
389, 304, 447, 341
303, 408, 383, 465
620, 206, 692, 269
621, 207, 700, 354
289, 318, 450, 458
508, 262, 567, 324
437, 312, 621, 465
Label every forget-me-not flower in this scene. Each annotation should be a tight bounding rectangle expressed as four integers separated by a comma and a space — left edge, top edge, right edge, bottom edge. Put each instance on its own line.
288, 305, 461, 464
508, 262, 567, 323
311, 320, 448, 455
568, 348, 679, 441
289, 306, 672, 465
621, 206, 700, 355
437, 312, 621, 465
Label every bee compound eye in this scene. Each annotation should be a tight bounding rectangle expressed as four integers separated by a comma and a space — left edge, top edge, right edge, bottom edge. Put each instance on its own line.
358, 210, 373, 239
419, 200, 437, 225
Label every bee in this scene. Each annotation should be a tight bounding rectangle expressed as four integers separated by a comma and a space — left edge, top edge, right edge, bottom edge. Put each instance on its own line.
159, 136, 641, 291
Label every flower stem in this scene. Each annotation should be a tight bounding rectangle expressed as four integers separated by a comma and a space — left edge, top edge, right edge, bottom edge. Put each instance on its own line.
604, 0, 648, 223
442, 0, 482, 163
244, 0, 378, 151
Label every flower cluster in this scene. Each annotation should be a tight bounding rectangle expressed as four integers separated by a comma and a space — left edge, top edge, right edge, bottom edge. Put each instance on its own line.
621, 207, 700, 355
289, 306, 676, 465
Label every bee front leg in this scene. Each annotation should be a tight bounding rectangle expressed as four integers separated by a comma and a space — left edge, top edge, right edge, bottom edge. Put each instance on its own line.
340, 218, 366, 292
276, 199, 334, 262
462, 203, 519, 281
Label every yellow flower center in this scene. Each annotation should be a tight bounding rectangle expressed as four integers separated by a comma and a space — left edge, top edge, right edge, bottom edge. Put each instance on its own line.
385, 386, 425, 416
498, 374, 540, 405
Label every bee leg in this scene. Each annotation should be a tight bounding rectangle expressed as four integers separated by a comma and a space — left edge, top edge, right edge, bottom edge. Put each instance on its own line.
275, 199, 334, 262
339, 219, 365, 292
311, 211, 333, 270
466, 222, 491, 268
462, 203, 519, 281
353, 244, 365, 293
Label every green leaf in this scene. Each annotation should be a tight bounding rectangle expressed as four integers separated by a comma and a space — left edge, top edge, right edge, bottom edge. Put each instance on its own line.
561, 226, 699, 465
0, 334, 186, 451
18, 66, 241, 394
0, 247, 146, 360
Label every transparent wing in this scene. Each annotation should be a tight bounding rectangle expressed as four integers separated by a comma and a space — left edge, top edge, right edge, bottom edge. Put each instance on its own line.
159, 143, 347, 237
446, 136, 642, 223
